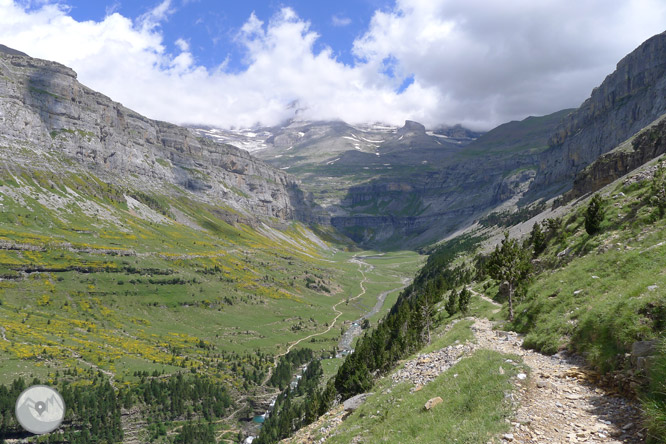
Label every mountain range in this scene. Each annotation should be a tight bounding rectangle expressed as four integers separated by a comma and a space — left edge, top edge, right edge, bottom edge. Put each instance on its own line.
0, 29, 665, 444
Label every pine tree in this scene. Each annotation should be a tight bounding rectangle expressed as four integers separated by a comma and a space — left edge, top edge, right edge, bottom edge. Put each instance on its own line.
486, 233, 532, 321
529, 221, 546, 256
458, 287, 471, 314
444, 289, 458, 316
584, 194, 605, 235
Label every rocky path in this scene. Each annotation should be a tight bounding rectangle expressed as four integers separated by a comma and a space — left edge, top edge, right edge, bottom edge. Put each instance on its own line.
283, 288, 645, 444
472, 316, 644, 444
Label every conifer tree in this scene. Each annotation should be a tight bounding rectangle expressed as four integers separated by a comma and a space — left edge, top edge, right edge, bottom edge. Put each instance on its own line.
487, 233, 532, 321
585, 194, 605, 235
529, 221, 546, 255
444, 289, 458, 316
458, 287, 471, 314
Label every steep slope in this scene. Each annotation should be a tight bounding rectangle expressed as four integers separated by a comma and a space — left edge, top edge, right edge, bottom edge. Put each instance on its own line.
330, 110, 570, 248
0, 48, 318, 226
268, 151, 666, 444
199, 112, 568, 249
531, 30, 666, 196
563, 112, 666, 201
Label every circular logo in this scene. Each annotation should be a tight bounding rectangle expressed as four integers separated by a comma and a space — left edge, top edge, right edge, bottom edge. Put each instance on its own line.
15, 385, 65, 435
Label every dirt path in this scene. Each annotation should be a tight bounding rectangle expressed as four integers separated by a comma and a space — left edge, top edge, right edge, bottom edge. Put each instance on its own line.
263, 257, 370, 385
285, 289, 645, 444
466, 289, 643, 443
471, 317, 643, 443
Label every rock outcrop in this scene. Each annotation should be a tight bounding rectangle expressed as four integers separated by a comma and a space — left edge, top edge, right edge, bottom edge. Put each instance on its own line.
563, 114, 666, 201
531, 31, 666, 196
0, 47, 319, 224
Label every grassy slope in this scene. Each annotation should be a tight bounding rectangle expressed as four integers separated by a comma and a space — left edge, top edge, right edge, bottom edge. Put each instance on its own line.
325, 296, 524, 444
474, 159, 666, 441
0, 164, 422, 399
510, 172, 665, 369
329, 157, 666, 443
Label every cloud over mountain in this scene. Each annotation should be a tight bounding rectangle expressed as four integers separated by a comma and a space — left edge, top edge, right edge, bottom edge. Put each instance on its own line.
0, 0, 664, 129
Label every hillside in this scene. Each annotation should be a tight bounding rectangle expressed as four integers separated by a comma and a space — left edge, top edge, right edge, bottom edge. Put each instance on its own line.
0, 48, 319, 226
268, 147, 666, 444
0, 47, 427, 442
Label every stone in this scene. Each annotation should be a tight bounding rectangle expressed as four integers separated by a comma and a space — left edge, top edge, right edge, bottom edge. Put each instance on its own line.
502, 433, 514, 441
424, 397, 443, 410
631, 340, 657, 358
517, 373, 527, 380
343, 394, 370, 412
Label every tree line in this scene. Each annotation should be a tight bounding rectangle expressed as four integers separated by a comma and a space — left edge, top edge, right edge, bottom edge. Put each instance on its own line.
0, 371, 232, 443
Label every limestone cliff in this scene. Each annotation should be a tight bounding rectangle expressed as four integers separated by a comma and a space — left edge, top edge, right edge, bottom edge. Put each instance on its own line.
531, 31, 666, 195
0, 48, 318, 225
563, 114, 666, 201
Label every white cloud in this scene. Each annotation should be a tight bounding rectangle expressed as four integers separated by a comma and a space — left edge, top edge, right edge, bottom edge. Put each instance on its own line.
0, 0, 665, 130
354, 0, 666, 128
138, 0, 174, 31
331, 15, 352, 27
175, 37, 189, 51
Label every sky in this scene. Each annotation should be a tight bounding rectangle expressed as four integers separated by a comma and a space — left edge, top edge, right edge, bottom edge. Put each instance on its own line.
1, 0, 665, 130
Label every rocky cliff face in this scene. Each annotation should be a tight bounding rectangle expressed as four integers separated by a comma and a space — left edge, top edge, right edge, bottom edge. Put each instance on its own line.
0, 48, 317, 224
331, 153, 540, 247
531, 31, 666, 195
563, 114, 666, 201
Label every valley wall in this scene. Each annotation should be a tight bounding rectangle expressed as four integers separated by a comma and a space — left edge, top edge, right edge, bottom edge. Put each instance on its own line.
531, 31, 666, 195
0, 48, 319, 225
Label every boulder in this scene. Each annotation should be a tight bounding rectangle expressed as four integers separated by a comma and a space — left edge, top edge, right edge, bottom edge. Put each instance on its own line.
424, 397, 443, 410
343, 393, 370, 412
631, 340, 657, 358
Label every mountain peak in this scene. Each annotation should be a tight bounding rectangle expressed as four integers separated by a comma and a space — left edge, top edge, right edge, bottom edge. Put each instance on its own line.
397, 120, 426, 135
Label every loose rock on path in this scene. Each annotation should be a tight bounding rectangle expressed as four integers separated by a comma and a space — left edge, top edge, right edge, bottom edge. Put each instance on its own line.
282, 292, 645, 444
472, 316, 644, 444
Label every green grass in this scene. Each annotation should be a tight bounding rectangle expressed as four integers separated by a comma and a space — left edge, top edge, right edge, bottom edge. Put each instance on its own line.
511, 180, 666, 370
0, 164, 420, 390
0, 163, 425, 438
484, 172, 666, 441
326, 350, 524, 444
419, 319, 474, 355
643, 339, 666, 442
